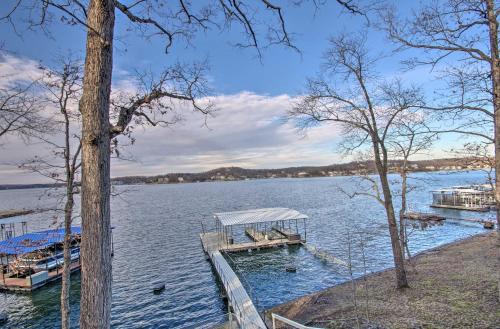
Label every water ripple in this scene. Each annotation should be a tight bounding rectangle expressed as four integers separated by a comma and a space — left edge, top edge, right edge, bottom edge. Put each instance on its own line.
0, 171, 489, 328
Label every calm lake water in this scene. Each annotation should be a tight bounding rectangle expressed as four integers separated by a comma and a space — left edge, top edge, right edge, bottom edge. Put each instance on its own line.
0, 171, 492, 328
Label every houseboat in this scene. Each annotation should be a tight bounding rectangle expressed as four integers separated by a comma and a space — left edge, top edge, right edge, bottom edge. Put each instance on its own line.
431, 184, 495, 212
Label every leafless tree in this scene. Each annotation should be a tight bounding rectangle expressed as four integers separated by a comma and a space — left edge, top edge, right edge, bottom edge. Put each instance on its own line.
290, 34, 430, 289
380, 0, 499, 300
2, 0, 364, 328
389, 117, 438, 262
345, 230, 361, 329
2, 1, 366, 327
18, 58, 83, 329
451, 142, 495, 187
0, 79, 50, 141
109, 60, 212, 141
357, 231, 371, 323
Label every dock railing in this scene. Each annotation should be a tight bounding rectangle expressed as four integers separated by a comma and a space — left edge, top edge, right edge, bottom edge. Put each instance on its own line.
223, 251, 260, 310
271, 313, 323, 329
192, 312, 240, 329
209, 249, 266, 329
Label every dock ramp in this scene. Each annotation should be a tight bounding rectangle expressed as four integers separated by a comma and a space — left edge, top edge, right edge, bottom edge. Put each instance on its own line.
210, 250, 266, 328
201, 232, 266, 329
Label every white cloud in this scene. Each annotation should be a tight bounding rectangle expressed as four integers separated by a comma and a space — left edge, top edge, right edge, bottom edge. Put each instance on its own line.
0, 53, 344, 184
0, 52, 453, 185
0, 52, 44, 88
109, 91, 344, 178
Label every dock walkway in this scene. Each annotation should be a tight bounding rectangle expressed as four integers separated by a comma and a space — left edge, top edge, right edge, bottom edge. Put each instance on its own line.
404, 211, 495, 229
200, 232, 267, 329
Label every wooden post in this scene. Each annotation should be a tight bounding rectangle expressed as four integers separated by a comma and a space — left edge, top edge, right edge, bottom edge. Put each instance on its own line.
111, 231, 114, 257
28, 259, 32, 287
1, 254, 5, 285
56, 243, 59, 275
304, 218, 307, 242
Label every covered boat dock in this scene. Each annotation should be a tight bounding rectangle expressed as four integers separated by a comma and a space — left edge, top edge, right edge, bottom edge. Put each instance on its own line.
204, 207, 309, 252
200, 207, 309, 329
0, 227, 81, 292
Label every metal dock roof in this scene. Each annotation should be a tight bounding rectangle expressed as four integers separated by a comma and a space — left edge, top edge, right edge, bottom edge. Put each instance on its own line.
214, 207, 308, 227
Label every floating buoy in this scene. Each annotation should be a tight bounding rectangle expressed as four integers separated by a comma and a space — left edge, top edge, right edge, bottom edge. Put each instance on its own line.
153, 283, 165, 294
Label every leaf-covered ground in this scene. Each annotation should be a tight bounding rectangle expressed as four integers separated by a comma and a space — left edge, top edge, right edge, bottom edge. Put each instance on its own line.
266, 232, 499, 329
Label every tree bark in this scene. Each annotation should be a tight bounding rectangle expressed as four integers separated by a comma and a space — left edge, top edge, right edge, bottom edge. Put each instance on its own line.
485, 0, 500, 302
374, 143, 408, 289
79, 1, 115, 328
379, 170, 408, 288
61, 191, 74, 329
61, 115, 73, 329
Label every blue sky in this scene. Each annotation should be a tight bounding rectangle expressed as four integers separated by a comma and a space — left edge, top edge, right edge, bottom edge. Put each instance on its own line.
0, 1, 419, 95
0, 1, 477, 184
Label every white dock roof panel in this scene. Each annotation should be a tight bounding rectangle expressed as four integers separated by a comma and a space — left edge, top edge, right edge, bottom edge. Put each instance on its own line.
214, 207, 308, 226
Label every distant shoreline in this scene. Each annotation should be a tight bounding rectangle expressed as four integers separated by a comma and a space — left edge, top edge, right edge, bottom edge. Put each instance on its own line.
0, 157, 489, 191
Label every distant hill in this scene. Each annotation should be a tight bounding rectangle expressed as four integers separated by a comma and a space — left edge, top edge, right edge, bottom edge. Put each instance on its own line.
0, 157, 486, 191
111, 157, 485, 186
0, 183, 63, 190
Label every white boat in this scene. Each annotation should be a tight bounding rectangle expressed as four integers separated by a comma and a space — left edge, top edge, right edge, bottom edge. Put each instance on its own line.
18, 247, 80, 271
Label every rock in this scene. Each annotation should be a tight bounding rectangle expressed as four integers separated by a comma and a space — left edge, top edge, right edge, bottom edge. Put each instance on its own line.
152, 283, 165, 294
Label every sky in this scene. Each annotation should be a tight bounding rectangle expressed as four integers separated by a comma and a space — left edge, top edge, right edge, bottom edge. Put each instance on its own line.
0, 1, 473, 184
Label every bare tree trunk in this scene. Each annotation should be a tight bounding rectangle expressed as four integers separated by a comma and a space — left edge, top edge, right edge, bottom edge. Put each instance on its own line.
374, 144, 408, 288
399, 169, 407, 258
398, 168, 416, 271
79, 1, 115, 328
61, 192, 74, 329
485, 0, 500, 302
61, 68, 76, 329
379, 171, 408, 288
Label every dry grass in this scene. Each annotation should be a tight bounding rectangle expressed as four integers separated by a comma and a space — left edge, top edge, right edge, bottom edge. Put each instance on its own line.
266, 232, 499, 329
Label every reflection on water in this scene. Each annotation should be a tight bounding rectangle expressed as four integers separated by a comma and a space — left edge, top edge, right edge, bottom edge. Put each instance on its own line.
0, 171, 490, 328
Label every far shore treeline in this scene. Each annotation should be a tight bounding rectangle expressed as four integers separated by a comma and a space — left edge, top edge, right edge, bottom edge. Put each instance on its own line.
0, 157, 488, 190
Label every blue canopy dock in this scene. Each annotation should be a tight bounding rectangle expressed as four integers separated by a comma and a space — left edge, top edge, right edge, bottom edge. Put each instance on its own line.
0, 226, 82, 292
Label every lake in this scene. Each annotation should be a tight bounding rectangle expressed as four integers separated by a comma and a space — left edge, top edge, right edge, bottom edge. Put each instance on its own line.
0, 171, 492, 328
